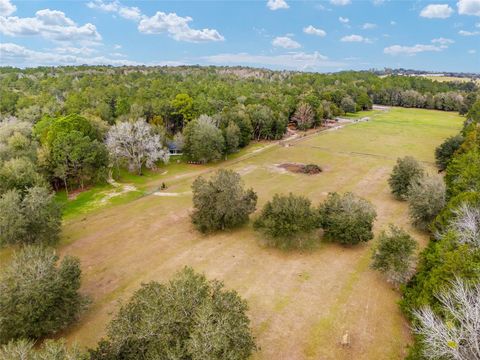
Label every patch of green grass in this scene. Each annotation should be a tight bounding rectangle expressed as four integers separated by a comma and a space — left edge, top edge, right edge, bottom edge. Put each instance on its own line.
298, 271, 311, 282
273, 295, 292, 313
56, 184, 112, 219
343, 110, 382, 119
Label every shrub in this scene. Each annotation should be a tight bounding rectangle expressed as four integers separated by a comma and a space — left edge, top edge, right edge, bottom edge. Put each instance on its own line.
407, 175, 446, 231
319, 192, 377, 245
183, 115, 225, 163
0, 246, 86, 344
89, 267, 256, 360
0, 187, 61, 247
253, 193, 318, 249
371, 225, 418, 286
191, 169, 257, 233
388, 156, 425, 200
434, 135, 464, 171
0, 339, 85, 360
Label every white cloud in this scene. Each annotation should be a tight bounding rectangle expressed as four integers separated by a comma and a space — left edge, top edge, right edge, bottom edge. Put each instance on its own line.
362, 22, 377, 29
0, 42, 137, 66
468, 49, 477, 53
339, 16, 349, 23
0, 0, 16, 16
431, 37, 454, 44
203, 51, 345, 71
476, 22, 480, 26
390, 20, 397, 25
266, 0, 289, 10
114, 44, 122, 49
384, 44, 444, 56
420, 4, 454, 18
87, 0, 141, 20
53, 46, 98, 55
0, 9, 101, 43
330, 0, 351, 6
138, 12, 224, 42
303, 25, 326, 37
272, 36, 301, 49
372, 0, 385, 5
341, 34, 372, 43
87, 0, 223, 43
459, 29, 480, 35
457, 0, 480, 16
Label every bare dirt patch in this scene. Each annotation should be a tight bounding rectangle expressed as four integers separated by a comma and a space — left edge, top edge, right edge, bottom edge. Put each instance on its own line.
278, 163, 323, 175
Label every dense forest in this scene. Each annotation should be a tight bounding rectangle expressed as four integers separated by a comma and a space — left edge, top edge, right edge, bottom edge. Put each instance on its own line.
1, 66, 478, 125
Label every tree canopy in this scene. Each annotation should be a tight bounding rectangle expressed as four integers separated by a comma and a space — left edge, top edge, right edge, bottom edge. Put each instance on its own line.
89, 267, 256, 360
191, 169, 257, 233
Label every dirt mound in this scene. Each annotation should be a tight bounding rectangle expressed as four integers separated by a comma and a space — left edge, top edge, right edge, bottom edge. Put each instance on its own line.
278, 163, 322, 175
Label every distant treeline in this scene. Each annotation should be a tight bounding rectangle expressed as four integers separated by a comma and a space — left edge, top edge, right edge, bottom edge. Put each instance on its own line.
1, 66, 478, 129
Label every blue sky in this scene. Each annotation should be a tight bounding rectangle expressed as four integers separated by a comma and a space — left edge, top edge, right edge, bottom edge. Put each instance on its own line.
0, 0, 479, 72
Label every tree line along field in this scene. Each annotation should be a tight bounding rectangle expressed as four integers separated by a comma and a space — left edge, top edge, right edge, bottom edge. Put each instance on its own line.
42, 107, 463, 360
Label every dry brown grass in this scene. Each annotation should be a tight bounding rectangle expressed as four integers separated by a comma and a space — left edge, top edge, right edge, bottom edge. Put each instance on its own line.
58, 107, 463, 359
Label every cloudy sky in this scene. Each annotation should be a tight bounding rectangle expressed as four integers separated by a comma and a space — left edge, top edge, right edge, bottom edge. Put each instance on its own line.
0, 0, 479, 72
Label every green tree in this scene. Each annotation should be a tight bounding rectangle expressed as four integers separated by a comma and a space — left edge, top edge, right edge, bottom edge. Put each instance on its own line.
0, 190, 26, 245
0, 118, 38, 162
371, 225, 418, 286
319, 192, 377, 245
407, 175, 446, 230
51, 130, 109, 191
89, 267, 256, 360
253, 193, 318, 249
171, 93, 195, 130
191, 169, 257, 233
0, 246, 86, 344
0, 157, 47, 195
183, 115, 225, 163
434, 135, 464, 171
35, 114, 107, 191
340, 95, 356, 113
0, 187, 61, 247
445, 149, 480, 198
224, 121, 241, 155
388, 156, 425, 200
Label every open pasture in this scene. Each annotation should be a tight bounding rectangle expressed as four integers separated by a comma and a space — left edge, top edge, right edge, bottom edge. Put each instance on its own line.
58, 107, 462, 359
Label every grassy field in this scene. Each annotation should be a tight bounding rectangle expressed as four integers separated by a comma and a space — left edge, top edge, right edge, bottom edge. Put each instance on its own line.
421, 75, 480, 84
8, 107, 462, 359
